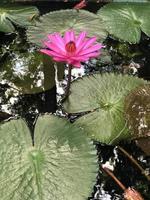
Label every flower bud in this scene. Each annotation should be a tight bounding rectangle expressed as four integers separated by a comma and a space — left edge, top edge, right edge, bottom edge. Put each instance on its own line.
124, 187, 144, 200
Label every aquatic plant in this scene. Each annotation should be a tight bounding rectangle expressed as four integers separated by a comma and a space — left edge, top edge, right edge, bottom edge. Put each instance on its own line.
0, 115, 98, 200
102, 167, 144, 200
40, 30, 104, 99
0, 5, 39, 32
0, 1, 150, 199
97, 3, 150, 43
40, 30, 104, 68
63, 73, 147, 144
124, 187, 144, 200
27, 9, 107, 46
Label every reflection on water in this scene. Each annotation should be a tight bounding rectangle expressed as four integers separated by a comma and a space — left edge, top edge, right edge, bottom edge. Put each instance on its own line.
0, 38, 56, 94
0, 32, 57, 131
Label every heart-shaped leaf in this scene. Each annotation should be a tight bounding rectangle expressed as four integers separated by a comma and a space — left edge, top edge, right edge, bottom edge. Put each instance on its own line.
27, 9, 107, 46
63, 73, 146, 144
0, 5, 39, 33
125, 84, 150, 138
0, 115, 98, 200
97, 3, 150, 43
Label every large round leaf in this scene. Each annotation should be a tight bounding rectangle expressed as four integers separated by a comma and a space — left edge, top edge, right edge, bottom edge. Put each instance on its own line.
125, 84, 150, 138
63, 73, 146, 144
27, 9, 107, 46
0, 115, 98, 200
0, 5, 39, 33
97, 3, 150, 43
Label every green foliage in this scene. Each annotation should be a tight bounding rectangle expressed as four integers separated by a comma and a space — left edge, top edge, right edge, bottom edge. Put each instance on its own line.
63, 73, 146, 144
27, 9, 107, 46
97, 3, 150, 43
0, 115, 98, 200
0, 5, 39, 33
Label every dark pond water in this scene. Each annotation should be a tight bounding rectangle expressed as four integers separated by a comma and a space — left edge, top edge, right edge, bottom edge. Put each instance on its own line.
0, 2, 150, 200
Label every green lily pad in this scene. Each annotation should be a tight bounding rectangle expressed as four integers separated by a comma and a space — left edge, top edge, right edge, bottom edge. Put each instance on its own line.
27, 9, 107, 46
125, 84, 150, 138
63, 73, 146, 144
0, 5, 39, 33
97, 3, 150, 43
0, 51, 64, 94
0, 115, 98, 200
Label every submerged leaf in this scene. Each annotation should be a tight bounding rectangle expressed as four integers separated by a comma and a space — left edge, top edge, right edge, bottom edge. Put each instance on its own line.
27, 9, 107, 46
63, 73, 146, 144
125, 84, 150, 138
97, 3, 150, 43
0, 115, 98, 200
0, 6, 39, 33
0, 51, 64, 94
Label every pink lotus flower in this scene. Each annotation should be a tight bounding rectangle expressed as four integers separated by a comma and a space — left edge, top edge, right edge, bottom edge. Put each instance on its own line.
40, 30, 104, 68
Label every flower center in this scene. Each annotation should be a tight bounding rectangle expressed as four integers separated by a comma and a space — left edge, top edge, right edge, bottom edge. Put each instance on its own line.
65, 41, 76, 53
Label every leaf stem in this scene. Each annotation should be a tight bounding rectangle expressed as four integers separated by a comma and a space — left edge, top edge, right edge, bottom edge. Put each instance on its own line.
102, 166, 126, 191
62, 64, 72, 102
117, 146, 150, 182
